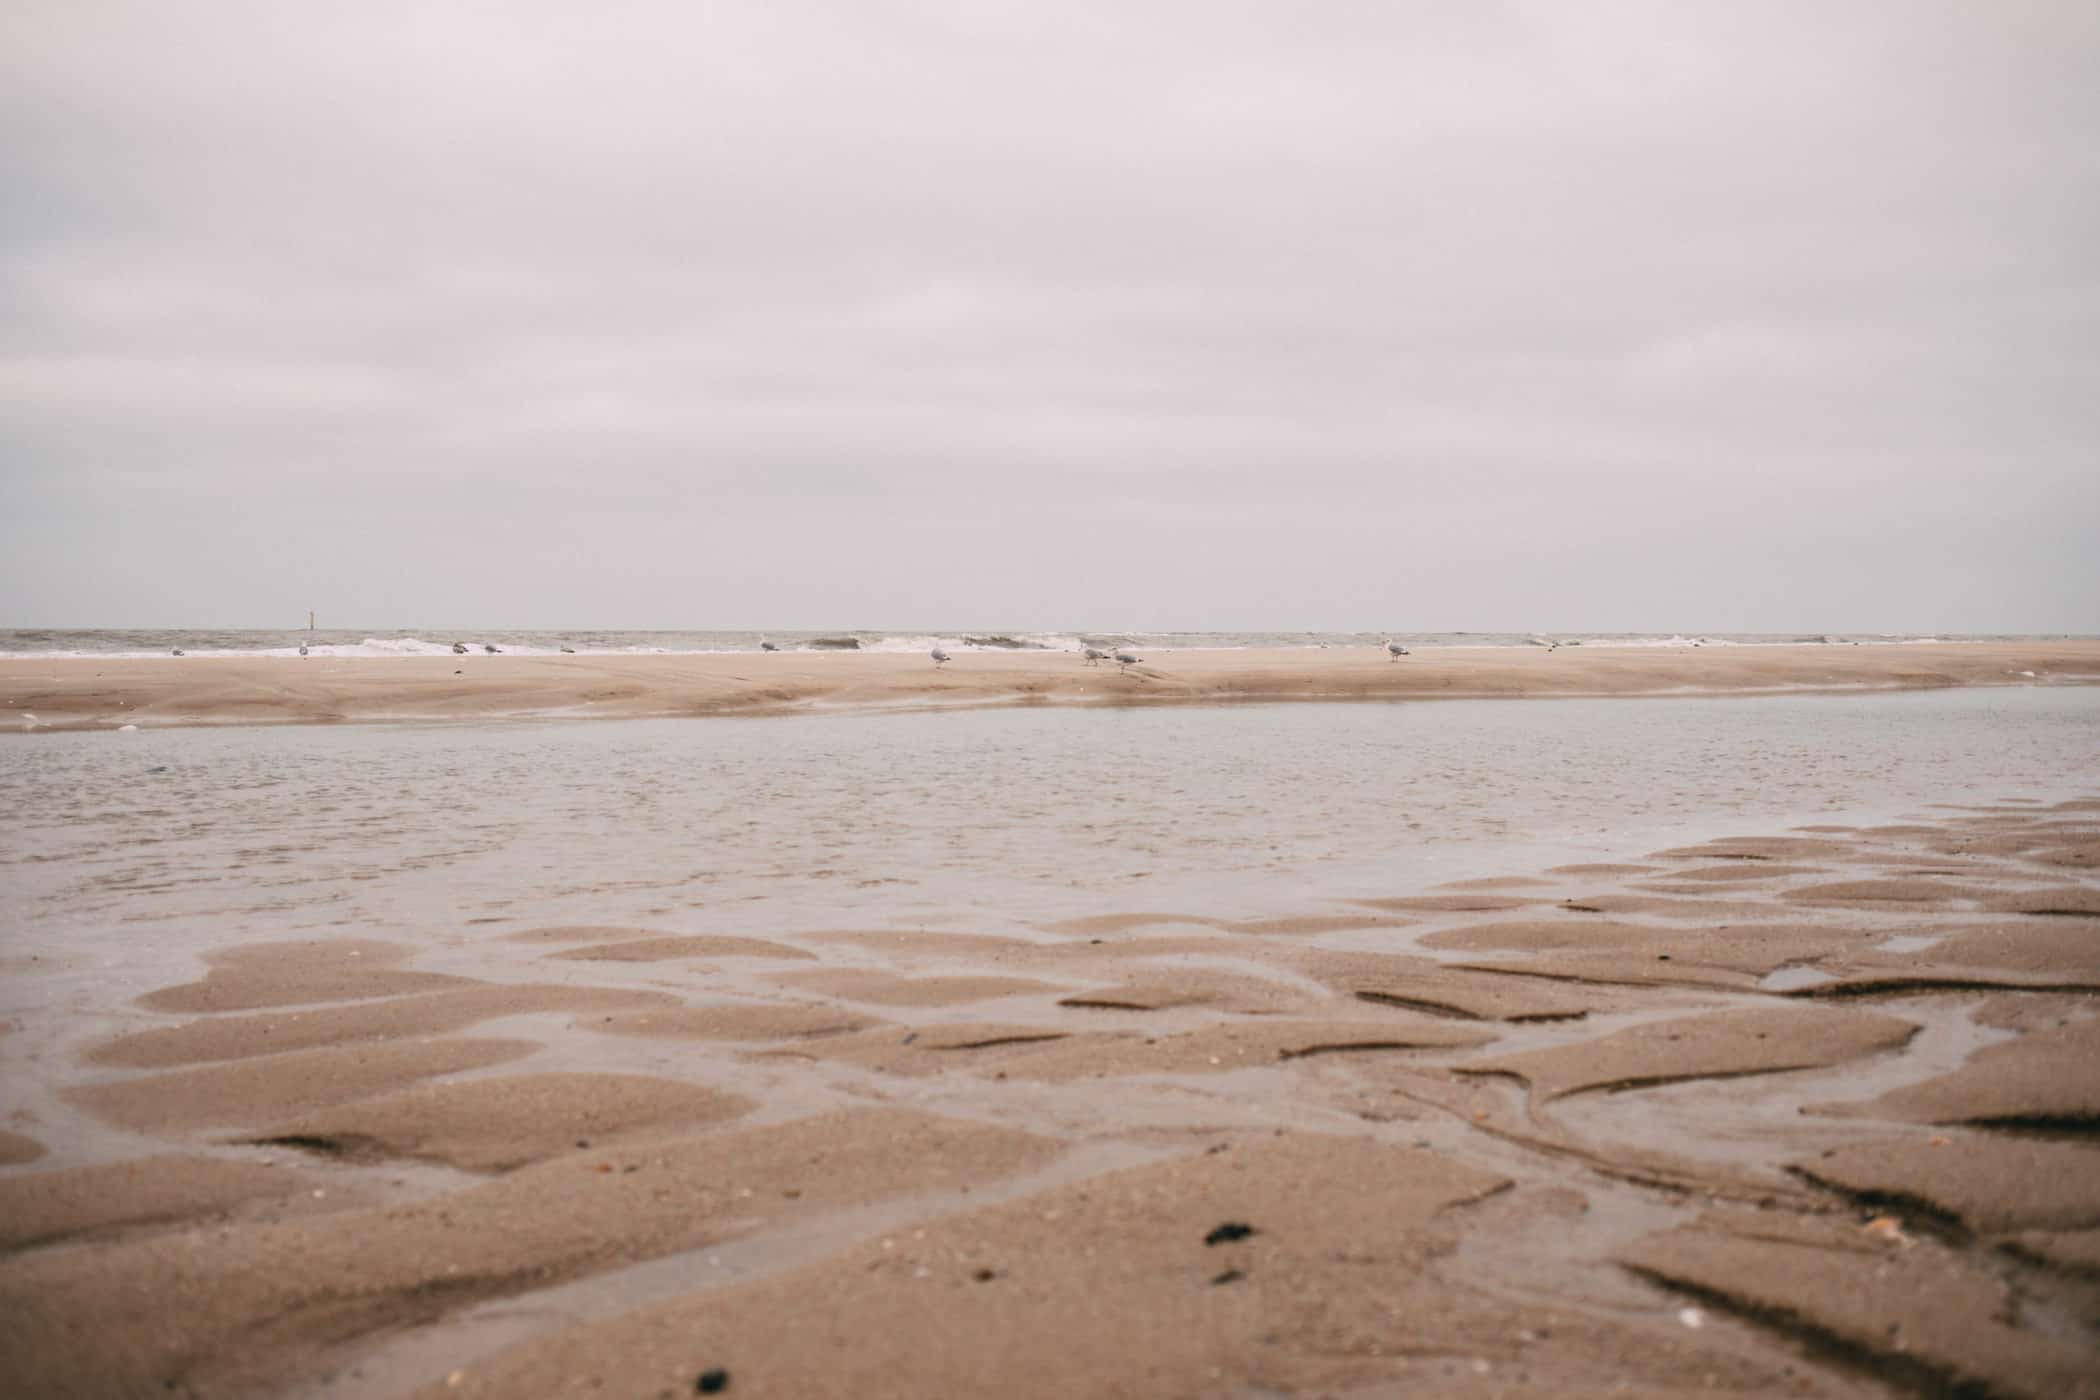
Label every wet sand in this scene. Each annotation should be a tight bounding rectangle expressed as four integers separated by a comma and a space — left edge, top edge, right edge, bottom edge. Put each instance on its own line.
5, 639, 2098, 730
3, 800, 2097, 1396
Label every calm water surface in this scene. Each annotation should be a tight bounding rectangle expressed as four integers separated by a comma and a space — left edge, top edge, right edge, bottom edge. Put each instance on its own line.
2, 687, 2097, 1008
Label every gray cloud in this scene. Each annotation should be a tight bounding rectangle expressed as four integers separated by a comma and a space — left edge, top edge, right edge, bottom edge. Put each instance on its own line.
4, 0, 2096, 629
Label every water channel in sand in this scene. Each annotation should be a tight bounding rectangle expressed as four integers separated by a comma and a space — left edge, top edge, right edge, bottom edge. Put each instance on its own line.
4, 687, 2096, 982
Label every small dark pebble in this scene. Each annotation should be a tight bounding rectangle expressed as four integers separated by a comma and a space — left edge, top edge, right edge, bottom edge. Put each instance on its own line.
972, 1267, 998, 1282
901, 1032, 918, 1046
1211, 1268, 1245, 1285
575, 1139, 590, 1149
1204, 1222, 1257, 1246
696, 1368, 730, 1394
1657, 954, 1671, 961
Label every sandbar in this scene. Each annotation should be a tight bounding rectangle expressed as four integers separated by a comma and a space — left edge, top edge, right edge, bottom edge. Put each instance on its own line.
5, 639, 2097, 730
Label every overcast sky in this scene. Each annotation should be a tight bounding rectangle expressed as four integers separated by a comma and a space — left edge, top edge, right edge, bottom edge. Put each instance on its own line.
3, 1, 2095, 631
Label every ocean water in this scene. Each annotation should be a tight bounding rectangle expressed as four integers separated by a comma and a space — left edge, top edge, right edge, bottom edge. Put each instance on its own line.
2, 627, 2086, 660
3, 686, 2095, 1016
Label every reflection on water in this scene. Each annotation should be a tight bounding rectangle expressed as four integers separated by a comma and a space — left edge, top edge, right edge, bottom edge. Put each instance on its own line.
2, 688, 2096, 980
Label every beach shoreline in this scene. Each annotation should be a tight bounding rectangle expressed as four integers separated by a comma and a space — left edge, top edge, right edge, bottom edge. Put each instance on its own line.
7, 639, 2099, 732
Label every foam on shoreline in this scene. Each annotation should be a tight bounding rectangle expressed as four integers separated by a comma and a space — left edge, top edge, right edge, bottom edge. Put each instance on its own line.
4, 627, 2085, 661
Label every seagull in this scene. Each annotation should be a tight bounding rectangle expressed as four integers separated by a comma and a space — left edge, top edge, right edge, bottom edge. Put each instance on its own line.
298, 643, 309, 657
1082, 646, 1109, 666
1386, 640, 1409, 660
931, 647, 951, 666
559, 645, 575, 654
452, 642, 468, 655
760, 640, 780, 652
170, 648, 184, 657
484, 644, 500, 654
1114, 648, 1141, 672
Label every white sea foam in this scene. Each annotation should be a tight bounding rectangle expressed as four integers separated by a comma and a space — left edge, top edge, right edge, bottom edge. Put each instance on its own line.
342, 636, 468, 657
1585, 634, 1738, 648
855, 633, 1083, 653
0, 629, 2063, 660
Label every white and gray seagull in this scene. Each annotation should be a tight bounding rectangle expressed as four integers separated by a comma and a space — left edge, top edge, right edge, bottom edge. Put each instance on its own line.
1386, 640, 1410, 660
1082, 646, 1109, 666
930, 646, 951, 667
1114, 648, 1142, 672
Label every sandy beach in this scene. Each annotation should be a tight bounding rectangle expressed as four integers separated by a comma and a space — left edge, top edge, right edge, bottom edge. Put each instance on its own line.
5, 639, 2099, 731
3, 700, 2098, 1397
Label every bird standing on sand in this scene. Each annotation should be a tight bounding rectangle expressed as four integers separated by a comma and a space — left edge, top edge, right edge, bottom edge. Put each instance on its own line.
1114, 649, 1141, 672
931, 647, 951, 666
760, 640, 779, 652
452, 642, 468, 654
484, 644, 500, 654
298, 643, 309, 657
1387, 640, 1409, 660
1082, 646, 1109, 666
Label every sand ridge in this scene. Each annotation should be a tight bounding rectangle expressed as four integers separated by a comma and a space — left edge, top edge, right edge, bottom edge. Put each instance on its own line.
4, 797, 2098, 1396
1618, 1213, 2098, 1397
542, 934, 817, 963
84, 981, 680, 1068
63, 1038, 539, 1132
5, 639, 2096, 730
135, 937, 475, 1013
1459, 1005, 1921, 1102
243, 1071, 756, 1172
0, 1155, 321, 1252
1789, 1135, 2100, 1235
0, 1130, 45, 1165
